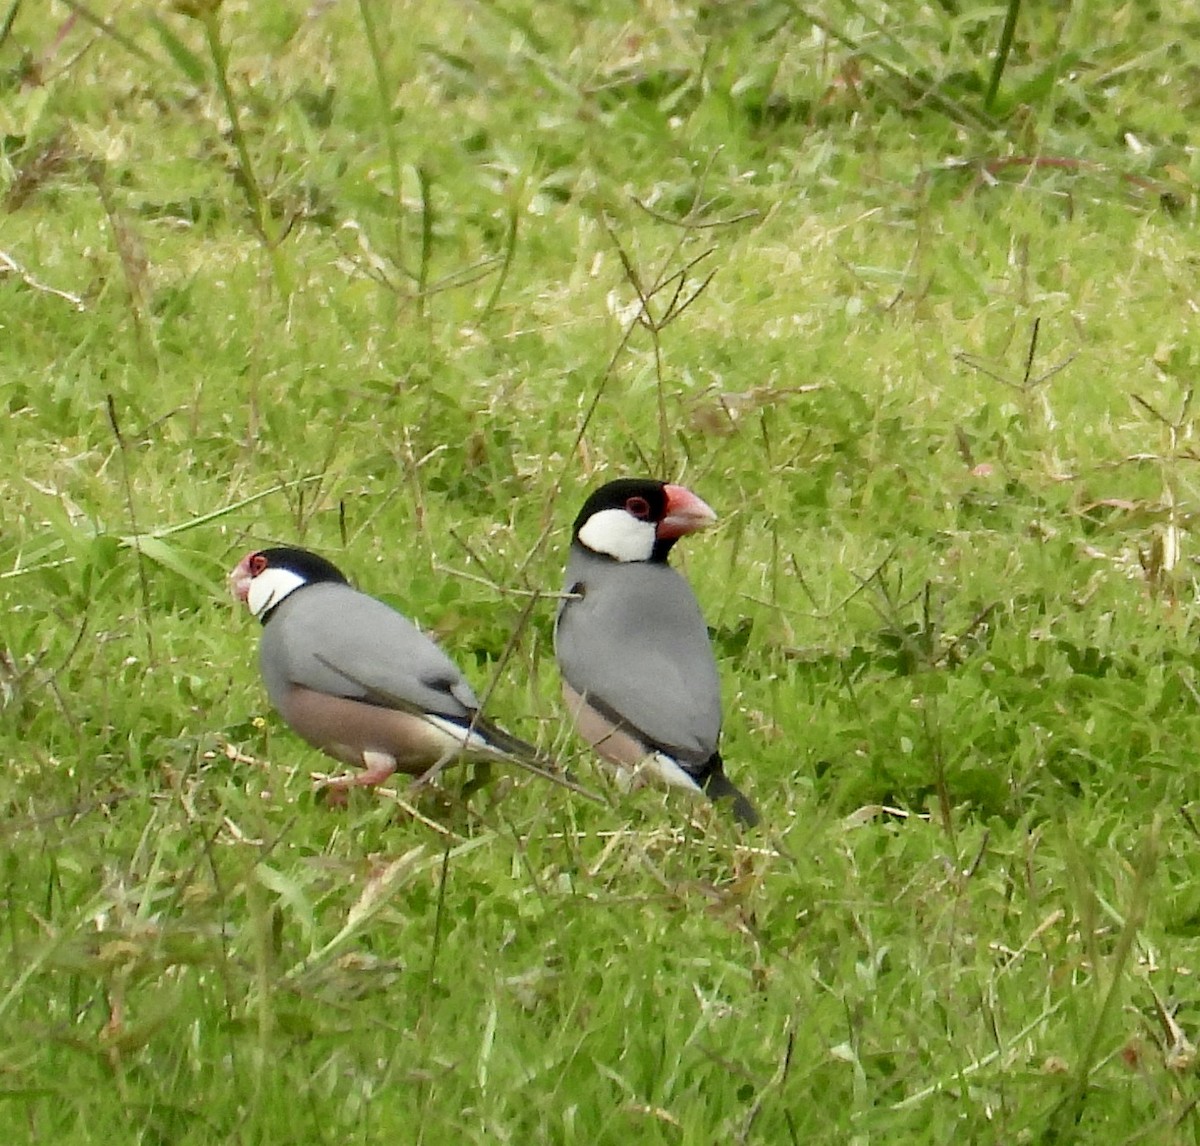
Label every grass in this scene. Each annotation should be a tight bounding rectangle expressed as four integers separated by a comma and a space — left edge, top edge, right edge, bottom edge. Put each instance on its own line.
3, 0, 1200, 1140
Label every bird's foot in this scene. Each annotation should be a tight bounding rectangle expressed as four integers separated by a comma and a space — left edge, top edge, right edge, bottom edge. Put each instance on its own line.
313, 751, 398, 805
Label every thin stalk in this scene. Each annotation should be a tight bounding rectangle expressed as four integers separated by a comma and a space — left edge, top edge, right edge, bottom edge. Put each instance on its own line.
58, 0, 160, 67
1049, 815, 1160, 1139
417, 164, 433, 317
0, 0, 22, 51
424, 844, 452, 1006
357, 0, 406, 277
479, 196, 520, 321
107, 394, 155, 665
246, 871, 275, 1093
985, 0, 1022, 111
196, 5, 291, 297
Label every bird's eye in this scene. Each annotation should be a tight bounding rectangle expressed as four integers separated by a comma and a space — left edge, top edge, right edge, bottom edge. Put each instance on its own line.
625, 496, 651, 519
248, 553, 268, 576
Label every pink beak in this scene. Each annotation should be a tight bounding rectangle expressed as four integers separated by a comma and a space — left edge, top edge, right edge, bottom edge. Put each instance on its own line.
657, 484, 718, 540
228, 556, 253, 603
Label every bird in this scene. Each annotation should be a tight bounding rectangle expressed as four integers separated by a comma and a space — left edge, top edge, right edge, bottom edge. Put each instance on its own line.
554, 478, 759, 826
229, 545, 582, 799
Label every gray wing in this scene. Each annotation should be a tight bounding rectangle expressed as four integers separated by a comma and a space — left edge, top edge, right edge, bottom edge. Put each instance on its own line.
555, 550, 721, 765
260, 582, 479, 720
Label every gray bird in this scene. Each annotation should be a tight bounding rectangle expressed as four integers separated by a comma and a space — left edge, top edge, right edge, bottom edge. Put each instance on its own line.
554, 479, 759, 826
230, 546, 577, 797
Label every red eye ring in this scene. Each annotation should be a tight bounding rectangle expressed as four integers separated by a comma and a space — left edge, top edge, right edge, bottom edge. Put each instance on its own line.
625, 496, 651, 520
248, 553, 268, 576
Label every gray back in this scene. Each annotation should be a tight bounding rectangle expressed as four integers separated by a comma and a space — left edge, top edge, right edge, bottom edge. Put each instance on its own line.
260, 582, 479, 719
555, 546, 720, 765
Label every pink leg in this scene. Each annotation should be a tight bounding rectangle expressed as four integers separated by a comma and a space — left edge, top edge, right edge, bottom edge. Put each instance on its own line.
318, 751, 398, 800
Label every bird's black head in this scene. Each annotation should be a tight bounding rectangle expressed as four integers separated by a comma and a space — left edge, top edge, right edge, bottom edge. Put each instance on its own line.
571, 478, 717, 564
230, 546, 350, 623
254, 548, 350, 586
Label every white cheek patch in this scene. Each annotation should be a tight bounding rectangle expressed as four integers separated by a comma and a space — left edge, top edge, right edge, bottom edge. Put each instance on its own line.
248, 567, 307, 618
577, 508, 657, 562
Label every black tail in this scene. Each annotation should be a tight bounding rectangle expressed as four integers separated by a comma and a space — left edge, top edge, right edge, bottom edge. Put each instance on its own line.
700, 756, 759, 827
469, 712, 543, 763
459, 712, 605, 803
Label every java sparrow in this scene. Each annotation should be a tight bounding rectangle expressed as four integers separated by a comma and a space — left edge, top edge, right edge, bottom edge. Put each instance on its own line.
230, 546, 577, 797
554, 479, 759, 826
